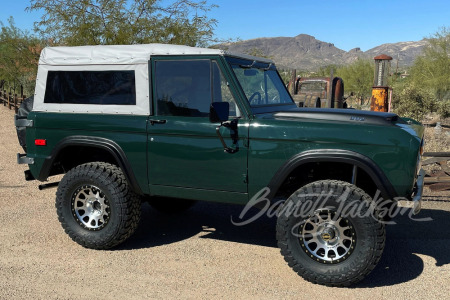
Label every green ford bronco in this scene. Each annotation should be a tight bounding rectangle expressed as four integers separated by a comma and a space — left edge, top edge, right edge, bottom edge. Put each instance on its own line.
16, 44, 424, 287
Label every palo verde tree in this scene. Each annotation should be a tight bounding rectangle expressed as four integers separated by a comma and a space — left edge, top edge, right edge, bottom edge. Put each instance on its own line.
0, 17, 43, 94
27, 0, 219, 47
336, 58, 374, 106
392, 27, 450, 119
316, 64, 341, 77
409, 27, 450, 102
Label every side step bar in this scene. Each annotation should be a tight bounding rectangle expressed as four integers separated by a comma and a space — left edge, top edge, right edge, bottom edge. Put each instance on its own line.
39, 182, 59, 190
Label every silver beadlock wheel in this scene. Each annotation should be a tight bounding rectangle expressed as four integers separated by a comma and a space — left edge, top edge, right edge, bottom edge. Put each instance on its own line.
276, 180, 385, 287
72, 185, 110, 230
300, 209, 356, 264
56, 162, 141, 249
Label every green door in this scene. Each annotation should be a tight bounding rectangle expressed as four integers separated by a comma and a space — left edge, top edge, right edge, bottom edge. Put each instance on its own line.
147, 58, 248, 199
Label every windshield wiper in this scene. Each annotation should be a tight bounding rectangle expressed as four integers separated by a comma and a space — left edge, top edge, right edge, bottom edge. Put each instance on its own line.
261, 63, 273, 71
239, 61, 273, 71
239, 61, 256, 69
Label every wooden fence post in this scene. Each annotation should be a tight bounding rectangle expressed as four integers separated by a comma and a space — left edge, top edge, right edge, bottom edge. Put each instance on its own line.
14, 93, 18, 113
8, 92, 11, 109
289, 69, 296, 95
20, 85, 24, 106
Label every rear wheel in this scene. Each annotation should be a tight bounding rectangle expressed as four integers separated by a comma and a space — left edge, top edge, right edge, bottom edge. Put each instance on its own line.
56, 162, 141, 249
276, 180, 385, 287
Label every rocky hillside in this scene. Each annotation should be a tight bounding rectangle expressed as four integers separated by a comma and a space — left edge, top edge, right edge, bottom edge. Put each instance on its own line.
364, 40, 428, 66
216, 34, 426, 70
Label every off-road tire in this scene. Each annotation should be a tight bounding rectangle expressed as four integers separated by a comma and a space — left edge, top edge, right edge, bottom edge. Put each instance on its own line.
147, 196, 197, 215
276, 180, 385, 287
56, 162, 141, 249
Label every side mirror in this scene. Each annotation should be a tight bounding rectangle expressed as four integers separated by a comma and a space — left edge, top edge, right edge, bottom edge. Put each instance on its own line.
210, 102, 229, 123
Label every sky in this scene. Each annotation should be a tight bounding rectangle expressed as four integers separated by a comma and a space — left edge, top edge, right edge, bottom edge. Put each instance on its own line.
1, 0, 449, 51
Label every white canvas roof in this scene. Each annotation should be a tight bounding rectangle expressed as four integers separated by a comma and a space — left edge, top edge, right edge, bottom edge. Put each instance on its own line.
34, 43, 273, 115
39, 43, 273, 65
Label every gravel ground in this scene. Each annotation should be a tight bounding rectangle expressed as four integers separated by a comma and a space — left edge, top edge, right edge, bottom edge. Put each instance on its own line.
1, 106, 449, 299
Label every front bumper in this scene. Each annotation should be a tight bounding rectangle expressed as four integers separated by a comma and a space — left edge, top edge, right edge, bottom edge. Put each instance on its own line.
397, 168, 425, 215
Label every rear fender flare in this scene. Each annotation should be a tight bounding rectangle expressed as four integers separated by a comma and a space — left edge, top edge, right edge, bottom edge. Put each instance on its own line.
38, 136, 143, 195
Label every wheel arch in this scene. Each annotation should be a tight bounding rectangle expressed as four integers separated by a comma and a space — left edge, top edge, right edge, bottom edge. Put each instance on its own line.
38, 136, 143, 195
267, 149, 397, 201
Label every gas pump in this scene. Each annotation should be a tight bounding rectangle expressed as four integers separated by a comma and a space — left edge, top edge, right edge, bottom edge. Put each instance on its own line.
370, 54, 393, 112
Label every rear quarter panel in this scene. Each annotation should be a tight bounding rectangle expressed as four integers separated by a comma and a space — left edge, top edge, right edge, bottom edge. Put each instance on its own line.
26, 111, 149, 194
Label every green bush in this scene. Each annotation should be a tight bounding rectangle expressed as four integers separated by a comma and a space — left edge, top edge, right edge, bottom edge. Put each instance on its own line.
437, 100, 450, 119
392, 84, 436, 121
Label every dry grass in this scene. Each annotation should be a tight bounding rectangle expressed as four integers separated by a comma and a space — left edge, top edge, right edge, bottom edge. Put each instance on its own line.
423, 126, 450, 153
422, 124, 450, 178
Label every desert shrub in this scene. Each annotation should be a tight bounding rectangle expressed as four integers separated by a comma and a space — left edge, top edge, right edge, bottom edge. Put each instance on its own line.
392, 83, 436, 121
437, 100, 450, 119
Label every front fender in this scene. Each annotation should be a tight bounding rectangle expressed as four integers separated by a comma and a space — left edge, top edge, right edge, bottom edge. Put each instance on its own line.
266, 149, 398, 201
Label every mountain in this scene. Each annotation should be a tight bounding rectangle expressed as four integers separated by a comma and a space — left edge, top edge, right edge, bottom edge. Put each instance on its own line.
364, 40, 428, 66
215, 34, 426, 71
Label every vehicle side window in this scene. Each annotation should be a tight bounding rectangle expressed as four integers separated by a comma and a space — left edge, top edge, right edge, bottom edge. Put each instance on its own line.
155, 60, 239, 117
155, 60, 211, 117
44, 71, 136, 105
212, 61, 240, 117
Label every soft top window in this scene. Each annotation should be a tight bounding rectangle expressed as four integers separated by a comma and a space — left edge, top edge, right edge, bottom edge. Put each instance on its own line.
44, 71, 136, 105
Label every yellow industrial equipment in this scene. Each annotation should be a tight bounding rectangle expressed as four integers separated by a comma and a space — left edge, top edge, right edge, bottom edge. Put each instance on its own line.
370, 54, 392, 112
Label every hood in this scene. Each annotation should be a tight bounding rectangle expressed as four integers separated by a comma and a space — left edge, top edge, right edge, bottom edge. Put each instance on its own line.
263, 107, 424, 142
273, 108, 403, 126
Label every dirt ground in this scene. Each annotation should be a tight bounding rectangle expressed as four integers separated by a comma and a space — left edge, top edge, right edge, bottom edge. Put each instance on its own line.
1, 106, 449, 299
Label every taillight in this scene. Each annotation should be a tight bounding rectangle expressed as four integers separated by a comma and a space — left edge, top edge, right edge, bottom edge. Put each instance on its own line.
35, 139, 47, 146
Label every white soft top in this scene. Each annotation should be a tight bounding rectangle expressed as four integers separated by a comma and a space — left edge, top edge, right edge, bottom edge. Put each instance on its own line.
39, 43, 273, 65
34, 44, 272, 115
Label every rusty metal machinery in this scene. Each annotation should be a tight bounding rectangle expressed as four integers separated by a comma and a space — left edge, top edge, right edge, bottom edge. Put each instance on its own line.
370, 54, 392, 112
288, 75, 345, 109
422, 152, 450, 191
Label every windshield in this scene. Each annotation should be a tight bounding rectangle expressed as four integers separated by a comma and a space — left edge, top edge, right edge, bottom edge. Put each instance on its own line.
227, 58, 293, 107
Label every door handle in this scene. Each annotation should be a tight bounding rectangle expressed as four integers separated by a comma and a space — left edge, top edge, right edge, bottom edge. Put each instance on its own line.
149, 119, 167, 125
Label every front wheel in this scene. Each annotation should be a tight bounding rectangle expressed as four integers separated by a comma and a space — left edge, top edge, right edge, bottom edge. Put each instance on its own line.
56, 162, 141, 249
276, 180, 385, 287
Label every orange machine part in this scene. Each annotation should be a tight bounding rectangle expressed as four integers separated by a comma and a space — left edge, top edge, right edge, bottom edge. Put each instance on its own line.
370, 87, 389, 112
